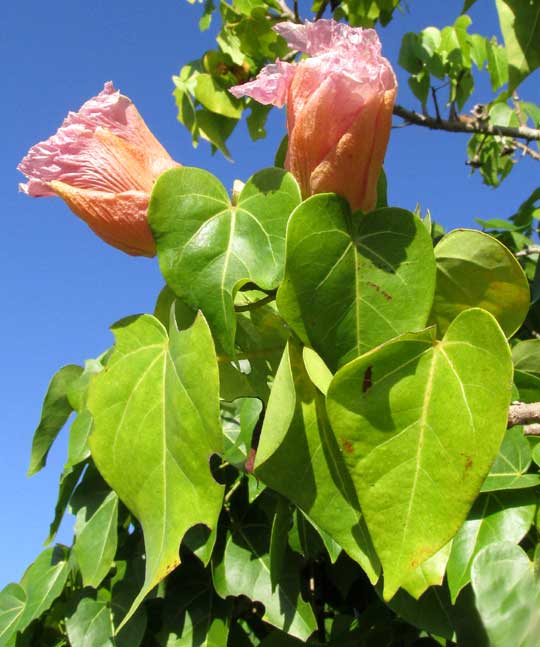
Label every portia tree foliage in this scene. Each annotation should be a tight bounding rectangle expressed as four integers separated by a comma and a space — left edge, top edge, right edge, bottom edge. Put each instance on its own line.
6, 1, 540, 645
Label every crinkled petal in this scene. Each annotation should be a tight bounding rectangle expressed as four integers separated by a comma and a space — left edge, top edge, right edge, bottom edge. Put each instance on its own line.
49, 181, 156, 257
229, 61, 297, 108
274, 19, 381, 57
18, 82, 178, 196
286, 68, 370, 194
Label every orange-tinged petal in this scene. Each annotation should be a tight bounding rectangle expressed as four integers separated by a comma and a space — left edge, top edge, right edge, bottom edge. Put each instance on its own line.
18, 82, 180, 256
50, 181, 156, 257
310, 87, 396, 212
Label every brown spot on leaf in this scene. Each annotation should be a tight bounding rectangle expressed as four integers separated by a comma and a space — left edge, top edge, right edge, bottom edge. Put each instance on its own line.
363, 366, 373, 393
342, 440, 354, 454
366, 281, 393, 301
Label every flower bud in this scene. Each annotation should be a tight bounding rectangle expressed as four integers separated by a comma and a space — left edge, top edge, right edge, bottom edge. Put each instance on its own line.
230, 20, 397, 213
18, 82, 179, 256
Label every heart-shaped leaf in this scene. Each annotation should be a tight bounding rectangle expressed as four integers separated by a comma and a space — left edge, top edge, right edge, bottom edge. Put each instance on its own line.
471, 542, 540, 646
88, 312, 223, 627
212, 519, 316, 640
327, 308, 512, 598
255, 342, 380, 583
149, 166, 301, 354
430, 229, 529, 337
481, 427, 540, 491
0, 584, 26, 647
447, 489, 536, 602
277, 195, 436, 371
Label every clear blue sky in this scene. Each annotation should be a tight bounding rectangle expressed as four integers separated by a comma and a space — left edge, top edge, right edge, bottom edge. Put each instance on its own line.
1, 1, 538, 584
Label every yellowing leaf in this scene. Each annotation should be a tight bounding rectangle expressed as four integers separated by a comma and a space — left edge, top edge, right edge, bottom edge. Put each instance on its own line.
88, 312, 223, 627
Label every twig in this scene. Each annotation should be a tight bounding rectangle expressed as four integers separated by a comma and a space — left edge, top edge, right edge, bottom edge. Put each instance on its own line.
293, 0, 300, 22
431, 87, 442, 123
235, 293, 276, 312
314, 0, 329, 20
512, 140, 540, 161
508, 402, 540, 428
515, 245, 540, 257
273, 0, 295, 19
513, 92, 526, 128
524, 424, 540, 437
393, 104, 540, 142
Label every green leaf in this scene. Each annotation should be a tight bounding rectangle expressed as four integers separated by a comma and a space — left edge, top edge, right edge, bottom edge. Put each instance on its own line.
375, 168, 388, 209
110, 557, 147, 647
471, 542, 540, 647
221, 397, 262, 465
408, 72, 430, 105
157, 560, 229, 647
219, 304, 288, 403
260, 632, 305, 646
199, 0, 216, 31
194, 73, 243, 119
0, 584, 25, 647
17, 547, 70, 634
398, 33, 423, 74
401, 542, 452, 600
67, 359, 104, 413
277, 196, 436, 371
481, 427, 540, 491
87, 313, 224, 627
269, 497, 292, 591
47, 462, 86, 544
447, 489, 536, 602
27, 365, 83, 476
486, 37, 509, 91
430, 229, 529, 337
513, 339, 540, 376
496, 0, 540, 91
462, 0, 479, 13
470, 34, 488, 69
515, 370, 540, 402
274, 135, 288, 169
255, 342, 380, 582
73, 490, 118, 588
327, 309, 513, 599
65, 598, 114, 647
213, 523, 316, 640
387, 583, 488, 644
247, 102, 272, 141
65, 410, 92, 470
150, 167, 301, 354
302, 347, 332, 396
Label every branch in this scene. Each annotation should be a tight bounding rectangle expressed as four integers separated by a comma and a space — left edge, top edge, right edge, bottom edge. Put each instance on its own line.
393, 104, 540, 142
515, 245, 540, 257
314, 0, 329, 20
508, 402, 540, 428
234, 293, 276, 312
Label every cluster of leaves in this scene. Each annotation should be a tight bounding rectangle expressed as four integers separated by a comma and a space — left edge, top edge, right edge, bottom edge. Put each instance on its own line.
173, 0, 405, 157
6, 1, 540, 646
175, 0, 540, 189
2, 160, 540, 646
398, 1, 540, 187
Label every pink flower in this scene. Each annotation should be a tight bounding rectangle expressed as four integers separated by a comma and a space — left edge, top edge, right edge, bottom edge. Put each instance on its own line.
18, 82, 179, 257
230, 20, 397, 212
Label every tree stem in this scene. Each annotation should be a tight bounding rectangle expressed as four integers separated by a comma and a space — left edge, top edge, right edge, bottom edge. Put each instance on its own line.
393, 104, 540, 142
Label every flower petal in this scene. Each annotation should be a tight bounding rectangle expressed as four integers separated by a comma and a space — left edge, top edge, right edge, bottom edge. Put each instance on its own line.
50, 181, 156, 257
309, 86, 397, 212
229, 60, 296, 108
274, 19, 380, 57
18, 82, 177, 196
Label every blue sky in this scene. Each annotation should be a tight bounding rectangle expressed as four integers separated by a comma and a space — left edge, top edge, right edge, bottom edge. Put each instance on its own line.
1, 0, 538, 584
